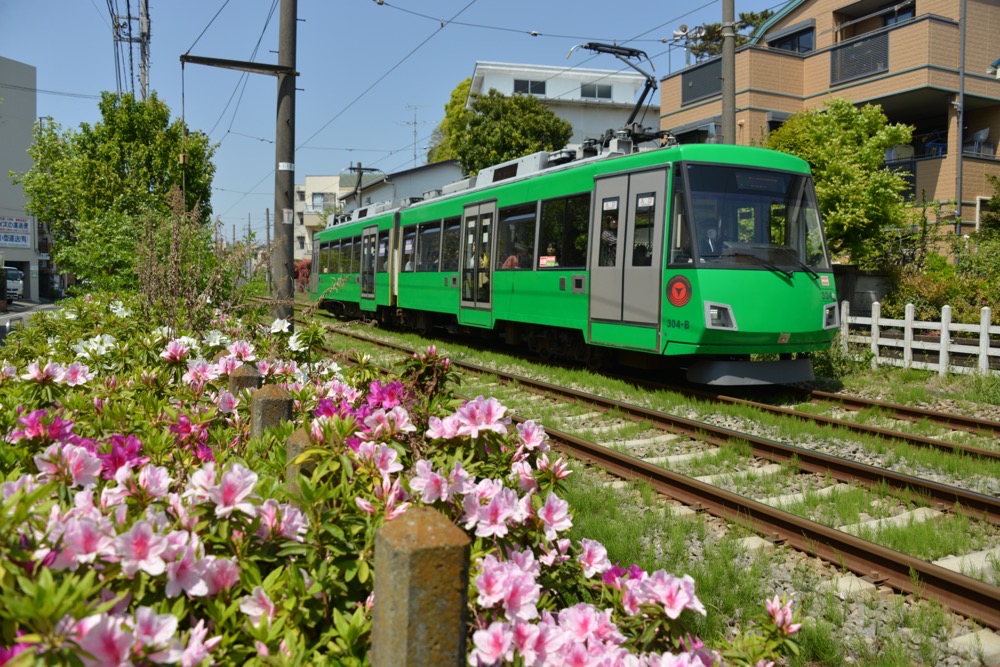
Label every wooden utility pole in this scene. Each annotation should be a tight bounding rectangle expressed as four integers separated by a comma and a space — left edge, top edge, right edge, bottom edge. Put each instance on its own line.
180, 0, 297, 322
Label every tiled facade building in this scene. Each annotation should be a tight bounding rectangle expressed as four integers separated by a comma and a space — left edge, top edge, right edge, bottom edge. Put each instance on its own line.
660, 0, 1000, 231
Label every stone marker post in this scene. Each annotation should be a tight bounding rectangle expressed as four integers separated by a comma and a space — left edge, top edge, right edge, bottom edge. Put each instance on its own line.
250, 384, 292, 440
372, 507, 470, 666
285, 427, 314, 495
229, 364, 263, 395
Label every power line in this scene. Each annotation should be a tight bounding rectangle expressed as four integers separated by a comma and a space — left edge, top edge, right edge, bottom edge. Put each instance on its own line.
0, 83, 101, 100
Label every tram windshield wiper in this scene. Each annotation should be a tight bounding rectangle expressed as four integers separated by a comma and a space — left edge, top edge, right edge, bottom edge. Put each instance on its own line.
726, 251, 793, 279
773, 247, 820, 279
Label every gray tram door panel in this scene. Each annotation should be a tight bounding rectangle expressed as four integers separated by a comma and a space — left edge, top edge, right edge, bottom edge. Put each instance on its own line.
589, 170, 667, 325
360, 225, 377, 300
459, 202, 496, 310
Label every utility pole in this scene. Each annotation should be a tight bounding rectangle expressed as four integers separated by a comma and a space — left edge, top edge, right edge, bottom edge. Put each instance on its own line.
180, 0, 298, 323
400, 105, 426, 168
721, 0, 736, 144
139, 0, 150, 100
272, 0, 297, 322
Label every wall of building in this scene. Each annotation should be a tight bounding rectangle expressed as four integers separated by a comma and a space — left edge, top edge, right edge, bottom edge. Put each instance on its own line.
0, 56, 41, 301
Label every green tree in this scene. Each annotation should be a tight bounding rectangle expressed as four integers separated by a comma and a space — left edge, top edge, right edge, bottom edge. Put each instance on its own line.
688, 11, 774, 61
764, 98, 913, 266
427, 78, 472, 164
979, 174, 1000, 238
453, 90, 573, 174
10, 92, 215, 286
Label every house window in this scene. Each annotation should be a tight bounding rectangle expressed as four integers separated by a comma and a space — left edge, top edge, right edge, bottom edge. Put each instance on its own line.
296, 190, 305, 201
769, 29, 814, 53
297, 236, 305, 250
581, 83, 612, 99
514, 79, 546, 95
883, 3, 915, 26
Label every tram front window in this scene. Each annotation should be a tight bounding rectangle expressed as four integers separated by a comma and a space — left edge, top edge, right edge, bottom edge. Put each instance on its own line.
683, 164, 830, 272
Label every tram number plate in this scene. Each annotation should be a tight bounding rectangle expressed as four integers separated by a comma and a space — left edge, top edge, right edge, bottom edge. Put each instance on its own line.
665, 319, 690, 329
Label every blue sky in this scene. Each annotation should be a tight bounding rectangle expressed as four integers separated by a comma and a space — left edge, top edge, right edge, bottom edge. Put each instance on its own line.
1, 0, 780, 238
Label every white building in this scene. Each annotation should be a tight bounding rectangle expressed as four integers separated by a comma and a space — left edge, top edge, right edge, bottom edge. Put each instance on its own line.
293, 175, 343, 262
338, 160, 463, 219
0, 55, 47, 302
469, 61, 661, 148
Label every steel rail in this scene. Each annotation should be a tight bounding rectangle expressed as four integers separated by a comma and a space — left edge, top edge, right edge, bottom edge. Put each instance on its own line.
323, 326, 1000, 524
537, 421, 1000, 632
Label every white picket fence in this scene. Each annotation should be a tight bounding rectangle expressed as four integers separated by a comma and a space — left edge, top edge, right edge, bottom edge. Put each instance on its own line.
839, 301, 999, 376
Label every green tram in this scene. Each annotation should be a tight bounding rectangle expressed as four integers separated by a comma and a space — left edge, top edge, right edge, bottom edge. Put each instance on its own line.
310, 143, 839, 385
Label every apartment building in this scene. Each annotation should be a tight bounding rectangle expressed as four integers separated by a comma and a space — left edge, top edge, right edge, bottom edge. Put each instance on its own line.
292, 175, 345, 263
0, 56, 51, 301
470, 62, 661, 148
660, 0, 1000, 231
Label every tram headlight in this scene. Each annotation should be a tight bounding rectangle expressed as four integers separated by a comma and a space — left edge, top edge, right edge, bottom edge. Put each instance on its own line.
705, 302, 737, 330
823, 302, 840, 329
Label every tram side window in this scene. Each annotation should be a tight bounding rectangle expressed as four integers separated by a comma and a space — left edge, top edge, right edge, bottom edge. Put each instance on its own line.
539, 193, 589, 269
632, 192, 655, 266
401, 228, 416, 272
320, 242, 331, 273
598, 197, 620, 267
496, 204, 537, 270
441, 217, 461, 272
329, 240, 342, 273
342, 239, 354, 273
417, 221, 442, 271
351, 236, 361, 273
376, 231, 389, 272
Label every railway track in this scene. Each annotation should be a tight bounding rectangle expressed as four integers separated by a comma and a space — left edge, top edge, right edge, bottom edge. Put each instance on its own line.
315, 322, 1000, 631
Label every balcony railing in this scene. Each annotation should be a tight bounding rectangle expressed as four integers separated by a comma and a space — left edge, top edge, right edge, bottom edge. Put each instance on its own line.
831, 32, 888, 85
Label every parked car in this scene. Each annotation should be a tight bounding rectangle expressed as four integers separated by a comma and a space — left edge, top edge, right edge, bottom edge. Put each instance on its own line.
5, 266, 23, 301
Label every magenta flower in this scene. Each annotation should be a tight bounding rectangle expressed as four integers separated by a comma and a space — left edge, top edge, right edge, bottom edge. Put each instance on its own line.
114, 520, 167, 577
73, 613, 135, 667
97, 434, 148, 480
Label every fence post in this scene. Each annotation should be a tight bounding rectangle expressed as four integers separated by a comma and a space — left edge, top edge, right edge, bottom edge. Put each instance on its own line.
940, 305, 952, 377
372, 506, 470, 667
250, 384, 293, 439
903, 303, 915, 370
980, 306, 992, 375
840, 300, 850, 355
871, 302, 881, 370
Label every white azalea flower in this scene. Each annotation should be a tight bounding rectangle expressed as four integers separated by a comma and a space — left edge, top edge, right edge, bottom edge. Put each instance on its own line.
287, 332, 305, 352
270, 318, 291, 334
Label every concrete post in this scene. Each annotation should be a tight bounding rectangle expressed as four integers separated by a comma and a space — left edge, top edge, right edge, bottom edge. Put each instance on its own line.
229, 364, 263, 395
250, 383, 292, 439
285, 427, 314, 495
372, 507, 471, 667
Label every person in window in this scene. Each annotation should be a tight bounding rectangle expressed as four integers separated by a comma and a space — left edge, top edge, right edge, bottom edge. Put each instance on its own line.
502, 243, 528, 269
544, 242, 559, 267
698, 217, 720, 256
600, 213, 618, 265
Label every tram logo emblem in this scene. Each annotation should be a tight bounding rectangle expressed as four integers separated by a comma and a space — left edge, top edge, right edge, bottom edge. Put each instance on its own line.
666, 276, 692, 307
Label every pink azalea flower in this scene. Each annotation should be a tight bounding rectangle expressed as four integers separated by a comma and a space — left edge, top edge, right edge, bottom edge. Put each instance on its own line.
20, 360, 62, 383
131, 606, 181, 660
216, 390, 238, 414
138, 464, 172, 499
165, 545, 208, 598
206, 463, 258, 518
226, 340, 256, 362
476, 487, 518, 539
59, 361, 94, 386
409, 459, 450, 504
279, 504, 308, 541
537, 493, 573, 541
453, 396, 510, 439
239, 586, 276, 628
516, 420, 549, 452
425, 414, 461, 440
35, 443, 103, 488
576, 538, 611, 578
183, 463, 216, 503
475, 555, 509, 608
501, 569, 540, 622
640, 571, 690, 620
61, 515, 116, 567
217, 355, 243, 375
765, 594, 800, 635
180, 619, 221, 667
114, 520, 167, 577
74, 613, 134, 667
159, 340, 190, 364
471, 621, 513, 666
203, 557, 241, 596
355, 497, 375, 515
182, 358, 220, 388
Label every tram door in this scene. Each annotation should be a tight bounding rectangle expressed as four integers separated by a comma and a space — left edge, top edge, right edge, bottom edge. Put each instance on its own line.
589, 170, 667, 325
359, 225, 377, 306
459, 202, 495, 310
